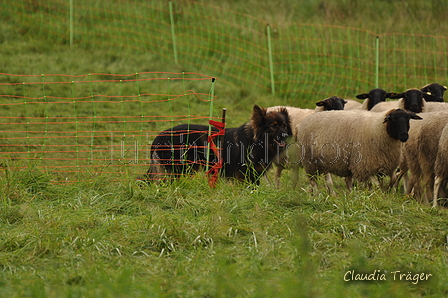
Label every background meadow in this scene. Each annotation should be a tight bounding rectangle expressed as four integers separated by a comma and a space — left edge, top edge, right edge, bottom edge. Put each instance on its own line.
1, 0, 448, 297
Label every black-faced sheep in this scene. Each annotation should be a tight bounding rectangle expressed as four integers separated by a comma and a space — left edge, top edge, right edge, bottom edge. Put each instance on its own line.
420, 83, 447, 102
370, 88, 431, 113
399, 112, 448, 204
296, 109, 422, 193
345, 88, 396, 110
267, 96, 347, 187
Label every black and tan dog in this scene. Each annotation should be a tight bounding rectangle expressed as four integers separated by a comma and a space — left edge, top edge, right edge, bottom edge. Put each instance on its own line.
146, 105, 291, 184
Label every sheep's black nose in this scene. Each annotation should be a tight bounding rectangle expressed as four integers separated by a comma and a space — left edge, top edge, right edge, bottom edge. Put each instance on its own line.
410, 104, 419, 112
399, 132, 409, 142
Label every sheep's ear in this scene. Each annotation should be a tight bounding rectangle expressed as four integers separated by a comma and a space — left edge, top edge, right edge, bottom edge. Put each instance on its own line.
344, 100, 348, 104
406, 111, 423, 120
444, 85, 448, 91
356, 93, 369, 99
383, 114, 391, 123
386, 92, 397, 98
315, 100, 325, 107
420, 85, 429, 92
422, 93, 432, 100
411, 114, 423, 120
389, 92, 404, 99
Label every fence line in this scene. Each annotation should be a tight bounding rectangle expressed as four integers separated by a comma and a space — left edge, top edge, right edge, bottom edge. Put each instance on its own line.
0, 72, 218, 183
2, 1, 448, 182
3, 0, 447, 103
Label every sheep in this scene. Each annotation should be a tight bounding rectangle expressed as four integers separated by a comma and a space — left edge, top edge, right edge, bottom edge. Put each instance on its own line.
370, 88, 431, 113
267, 96, 347, 188
295, 109, 422, 193
399, 112, 448, 204
344, 99, 363, 109
424, 102, 448, 112
420, 83, 447, 102
345, 88, 396, 110
433, 123, 448, 207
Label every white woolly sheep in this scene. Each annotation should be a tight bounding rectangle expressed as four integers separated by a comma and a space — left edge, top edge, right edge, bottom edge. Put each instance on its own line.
344, 99, 363, 109
400, 112, 448, 204
424, 102, 448, 112
345, 88, 396, 110
420, 83, 447, 102
267, 96, 347, 187
433, 123, 448, 207
296, 109, 422, 193
370, 88, 431, 113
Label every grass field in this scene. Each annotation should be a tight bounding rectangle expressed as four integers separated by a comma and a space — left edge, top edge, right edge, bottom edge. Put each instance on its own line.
1, 0, 448, 297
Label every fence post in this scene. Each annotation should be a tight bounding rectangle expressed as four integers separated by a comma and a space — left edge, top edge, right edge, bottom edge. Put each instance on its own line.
169, 1, 179, 64
267, 24, 275, 96
69, 0, 74, 46
205, 77, 216, 172
375, 36, 379, 88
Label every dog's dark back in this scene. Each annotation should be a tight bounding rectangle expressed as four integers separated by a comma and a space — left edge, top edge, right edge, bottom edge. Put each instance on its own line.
147, 105, 291, 184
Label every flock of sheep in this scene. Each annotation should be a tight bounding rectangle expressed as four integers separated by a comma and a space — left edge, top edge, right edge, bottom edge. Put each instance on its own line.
269, 83, 448, 207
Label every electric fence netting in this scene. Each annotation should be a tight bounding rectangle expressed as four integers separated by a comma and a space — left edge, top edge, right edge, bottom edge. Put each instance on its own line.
0, 72, 219, 183
3, 0, 447, 101
1, 0, 448, 182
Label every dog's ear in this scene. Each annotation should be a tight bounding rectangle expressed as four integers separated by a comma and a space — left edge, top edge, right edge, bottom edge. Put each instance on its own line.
253, 105, 266, 116
278, 107, 292, 135
277, 106, 289, 118
251, 105, 267, 140
252, 105, 267, 123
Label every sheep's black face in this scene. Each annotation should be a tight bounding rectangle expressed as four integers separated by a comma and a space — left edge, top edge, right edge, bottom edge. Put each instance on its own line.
316, 96, 347, 110
384, 109, 422, 142
421, 83, 447, 102
356, 88, 393, 110
402, 89, 425, 113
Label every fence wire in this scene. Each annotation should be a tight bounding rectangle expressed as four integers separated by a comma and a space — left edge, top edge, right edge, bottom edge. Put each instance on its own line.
3, 0, 447, 101
0, 72, 218, 183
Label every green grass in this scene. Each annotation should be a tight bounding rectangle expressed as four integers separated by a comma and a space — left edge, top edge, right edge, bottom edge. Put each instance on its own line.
1, 169, 448, 297
1, 0, 448, 297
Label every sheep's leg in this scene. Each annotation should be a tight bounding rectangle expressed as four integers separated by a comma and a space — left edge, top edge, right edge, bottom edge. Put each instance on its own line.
439, 180, 446, 199
291, 164, 300, 189
394, 169, 405, 189
433, 176, 443, 207
344, 176, 354, 190
401, 171, 410, 193
325, 173, 335, 195
405, 173, 415, 195
408, 173, 423, 201
367, 176, 378, 189
423, 177, 434, 205
387, 171, 398, 192
377, 174, 385, 189
309, 175, 319, 194
274, 164, 284, 188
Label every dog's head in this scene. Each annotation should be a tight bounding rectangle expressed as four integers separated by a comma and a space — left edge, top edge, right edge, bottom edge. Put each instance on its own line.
251, 105, 292, 149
